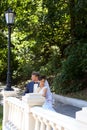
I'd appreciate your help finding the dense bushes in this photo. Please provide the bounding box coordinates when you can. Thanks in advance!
[53,42,87,94]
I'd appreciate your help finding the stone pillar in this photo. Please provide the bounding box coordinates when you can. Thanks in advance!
[2,90,17,130]
[2,90,17,100]
[22,93,45,130]
[76,107,87,124]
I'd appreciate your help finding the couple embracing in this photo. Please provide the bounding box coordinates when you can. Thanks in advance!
[23,71,55,112]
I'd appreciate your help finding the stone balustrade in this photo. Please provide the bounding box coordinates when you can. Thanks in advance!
[2,90,87,130]
[31,107,87,130]
[2,92,45,130]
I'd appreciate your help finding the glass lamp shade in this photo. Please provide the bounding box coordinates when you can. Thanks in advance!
[5,8,15,25]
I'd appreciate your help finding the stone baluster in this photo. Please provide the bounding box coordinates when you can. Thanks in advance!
[61,127,65,130]
[55,125,61,130]
[44,120,51,130]
[34,115,40,130]
[2,90,17,130]
[13,105,17,127]
[11,103,14,124]
[46,125,52,130]
[8,102,11,122]
[18,107,23,130]
[51,122,58,130]
[13,105,17,126]
[17,106,21,129]
[21,108,25,130]
[40,117,45,130]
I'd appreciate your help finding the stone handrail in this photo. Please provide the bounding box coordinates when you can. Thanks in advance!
[31,107,87,130]
[2,92,45,130]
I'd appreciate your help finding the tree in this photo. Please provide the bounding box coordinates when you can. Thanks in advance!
[0,0,87,94]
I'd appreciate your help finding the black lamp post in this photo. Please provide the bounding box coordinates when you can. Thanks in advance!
[5,8,15,91]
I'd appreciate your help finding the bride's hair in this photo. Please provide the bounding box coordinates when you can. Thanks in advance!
[39,75,46,81]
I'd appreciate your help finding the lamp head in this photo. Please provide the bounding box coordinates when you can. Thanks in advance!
[5,8,15,25]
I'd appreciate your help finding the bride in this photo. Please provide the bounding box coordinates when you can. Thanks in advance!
[36,76,55,112]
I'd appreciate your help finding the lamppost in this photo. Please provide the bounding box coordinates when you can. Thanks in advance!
[5,8,15,90]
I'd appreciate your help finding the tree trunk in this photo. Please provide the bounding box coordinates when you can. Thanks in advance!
[69,0,75,39]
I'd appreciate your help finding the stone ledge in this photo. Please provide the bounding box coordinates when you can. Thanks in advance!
[53,94,87,108]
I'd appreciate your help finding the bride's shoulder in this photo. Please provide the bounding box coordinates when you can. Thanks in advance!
[44,86,48,89]
[43,86,47,90]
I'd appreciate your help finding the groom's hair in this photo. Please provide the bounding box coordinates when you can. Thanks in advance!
[32,71,40,77]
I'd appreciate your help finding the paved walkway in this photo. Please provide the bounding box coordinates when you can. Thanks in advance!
[54,101,81,118]
[0,86,81,118]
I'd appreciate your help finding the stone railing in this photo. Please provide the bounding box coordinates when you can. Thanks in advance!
[2,91,87,130]
[31,107,87,130]
[2,91,45,130]
[76,107,87,124]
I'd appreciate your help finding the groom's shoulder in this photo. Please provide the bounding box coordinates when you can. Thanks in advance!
[27,81,34,86]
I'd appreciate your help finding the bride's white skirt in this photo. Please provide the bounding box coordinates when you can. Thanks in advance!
[42,100,56,112]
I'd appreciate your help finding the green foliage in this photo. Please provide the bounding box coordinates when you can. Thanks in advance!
[39,45,61,75]
[73,0,87,41]
[0,0,87,95]
[52,0,87,94]
[53,42,87,94]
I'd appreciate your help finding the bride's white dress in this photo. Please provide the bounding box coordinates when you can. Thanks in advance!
[38,86,55,111]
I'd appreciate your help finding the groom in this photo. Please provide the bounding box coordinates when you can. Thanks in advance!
[23,71,40,95]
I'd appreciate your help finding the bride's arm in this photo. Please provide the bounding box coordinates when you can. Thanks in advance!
[42,87,47,97]
[36,87,40,93]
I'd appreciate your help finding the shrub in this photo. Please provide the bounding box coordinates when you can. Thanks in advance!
[53,42,87,94]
